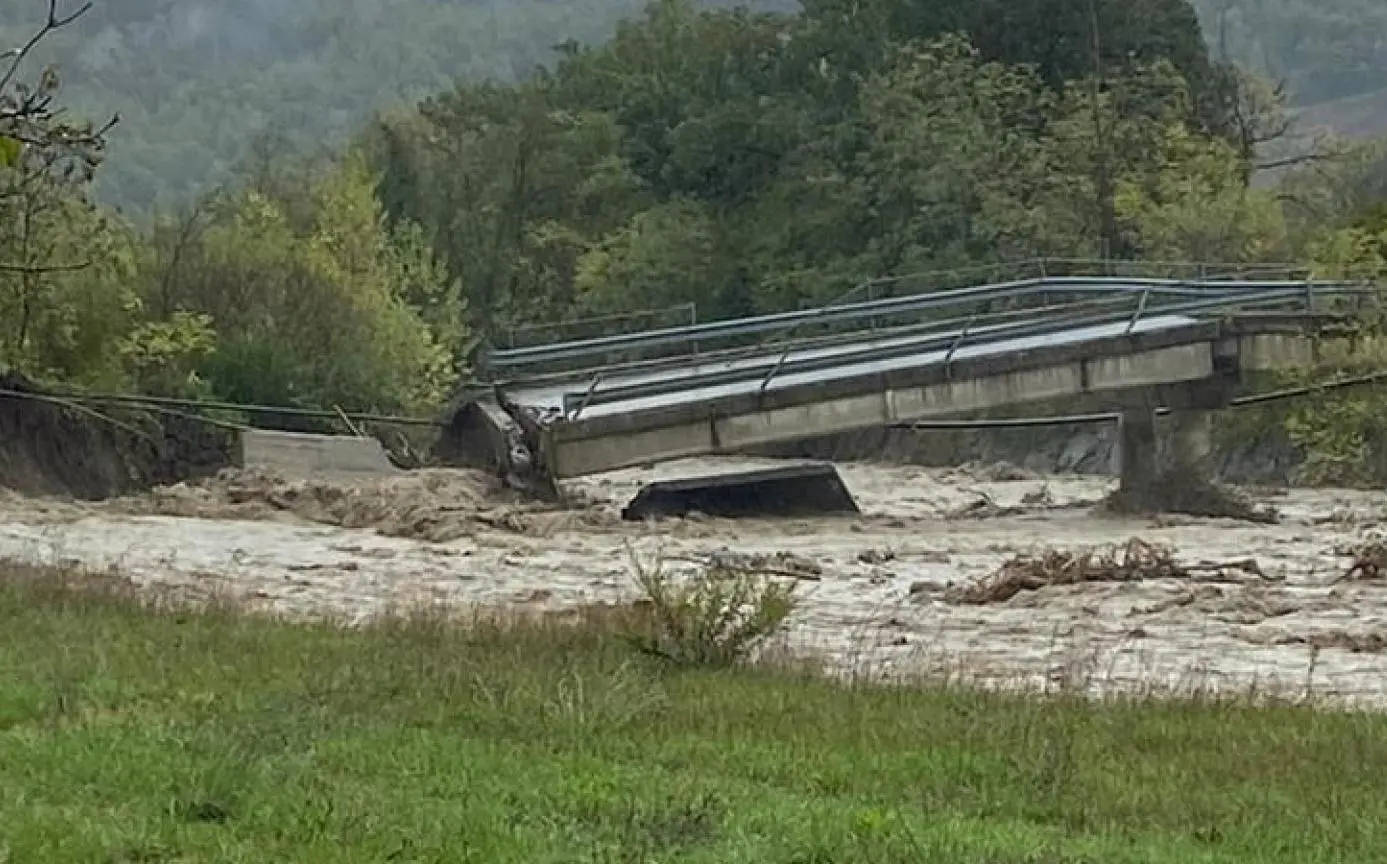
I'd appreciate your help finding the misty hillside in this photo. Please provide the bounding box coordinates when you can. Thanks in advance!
[1190,0,1387,107]
[1190,0,1387,142]
[1,0,1384,211]
[0,0,670,209]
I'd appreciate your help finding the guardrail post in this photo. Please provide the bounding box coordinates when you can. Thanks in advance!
[759,347,793,397]
[943,312,977,379]
[1125,287,1151,334]
[567,372,604,421]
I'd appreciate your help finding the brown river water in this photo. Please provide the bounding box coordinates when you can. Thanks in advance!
[2,458,1385,707]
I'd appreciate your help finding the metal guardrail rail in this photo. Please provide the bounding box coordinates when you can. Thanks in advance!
[483,274,1369,379]
[551,281,1371,417]
[486,257,1324,358]
[466,260,1374,425]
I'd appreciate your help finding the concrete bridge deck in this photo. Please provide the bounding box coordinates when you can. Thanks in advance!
[534,315,1329,478]
[458,269,1372,484]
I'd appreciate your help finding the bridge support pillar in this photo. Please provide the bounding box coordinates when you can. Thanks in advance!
[1117,410,1160,501]
[1117,408,1216,504]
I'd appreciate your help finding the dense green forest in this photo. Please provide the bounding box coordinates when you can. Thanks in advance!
[3,0,1387,481]
[0,0,1383,211]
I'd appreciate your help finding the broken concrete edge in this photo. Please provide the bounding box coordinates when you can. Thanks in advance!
[238,428,401,476]
[437,391,561,502]
[621,462,860,521]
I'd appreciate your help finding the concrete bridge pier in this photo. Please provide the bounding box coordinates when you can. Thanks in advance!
[1117,408,1216,504]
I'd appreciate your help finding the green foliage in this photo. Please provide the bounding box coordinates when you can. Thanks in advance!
[367,3,1275,334]
[366,88,647,333]
[1113,120,1287,261]
[6,563,1387,861]
[1285,393,1382,486]
[2,0,1377,223]
[0,3,126,385]
[117,311,217,399]
[150,152,460,414]
[0,135,20,167]
[627,548,798,667]
[575,199,731,317]
[4,0,1378,435]
[1267,207,1387,485]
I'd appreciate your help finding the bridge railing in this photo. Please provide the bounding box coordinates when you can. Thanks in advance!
[481,269,1370,386]
[550,281,1372,417]
[494,302,699,350]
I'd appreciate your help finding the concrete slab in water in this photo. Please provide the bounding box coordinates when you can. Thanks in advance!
[621,462,859,520]
[239,429,399,477]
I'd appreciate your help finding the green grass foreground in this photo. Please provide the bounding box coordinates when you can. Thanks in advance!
[2,566,1386,863]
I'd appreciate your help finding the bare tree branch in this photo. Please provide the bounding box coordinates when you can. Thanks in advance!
[1256,152,1340,172]
[0,1,93,97]
[0,0,118,183]
[0,258,90,274]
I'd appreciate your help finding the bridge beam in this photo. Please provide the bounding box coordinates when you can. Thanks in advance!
[529,326,1338,482]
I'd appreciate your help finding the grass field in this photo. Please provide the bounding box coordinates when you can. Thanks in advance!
[2,563,1386,863]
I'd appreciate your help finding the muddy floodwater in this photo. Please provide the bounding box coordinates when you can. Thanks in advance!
[3,458,1386,707]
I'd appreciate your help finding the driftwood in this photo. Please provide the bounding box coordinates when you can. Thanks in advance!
[946,538,1272,605]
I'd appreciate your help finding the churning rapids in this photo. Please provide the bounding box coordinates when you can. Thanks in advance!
[3,457,1386,707]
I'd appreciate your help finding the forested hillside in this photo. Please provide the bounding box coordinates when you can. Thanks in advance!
[0,0,666,209]
[0,0,1384,211]
[3,0,1387,481]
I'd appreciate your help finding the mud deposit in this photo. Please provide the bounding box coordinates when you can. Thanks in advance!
[4,457,1387,707]
[0,373,232,498]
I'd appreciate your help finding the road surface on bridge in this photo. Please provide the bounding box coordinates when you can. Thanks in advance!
[510,313,1201,417]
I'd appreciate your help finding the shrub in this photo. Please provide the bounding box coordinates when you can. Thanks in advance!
[626,546,799,667]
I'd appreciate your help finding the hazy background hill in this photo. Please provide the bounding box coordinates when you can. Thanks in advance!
[1190,0,1387,142]
[0,0,1383,212]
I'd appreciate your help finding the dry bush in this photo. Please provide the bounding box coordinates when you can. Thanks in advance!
[947,538,1186,605]
[626,546,799,667]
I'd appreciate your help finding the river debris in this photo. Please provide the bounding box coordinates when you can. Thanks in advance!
[945,490,1027,521]
[1245,629,1387,655]
[1336,539,1387,583]
[667,548,825,581]
[946,538,1269,605]
[1102,475,1278,524]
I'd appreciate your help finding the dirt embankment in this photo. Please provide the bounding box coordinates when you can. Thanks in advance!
[0,373,234,500]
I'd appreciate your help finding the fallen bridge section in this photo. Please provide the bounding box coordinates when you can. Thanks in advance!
[534,315,1340,479]
[621,462,860,521]
[238,429,399,477]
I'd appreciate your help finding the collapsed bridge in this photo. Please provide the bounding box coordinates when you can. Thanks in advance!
[443,260,1372,508]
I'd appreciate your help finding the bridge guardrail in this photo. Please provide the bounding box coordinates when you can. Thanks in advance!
[555,281,1372,417]
[485,275,1369,378]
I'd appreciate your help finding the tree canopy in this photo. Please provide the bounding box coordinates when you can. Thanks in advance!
[3,0,1382,214]
[3,0,1387,478]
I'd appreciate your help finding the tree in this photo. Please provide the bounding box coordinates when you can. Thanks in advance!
[857,37,1068,272]
[367,83,645,339]
[0,0,126,382]
[1113,120,1287,261]
[151,151,460,413]
[574,198,732,317]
